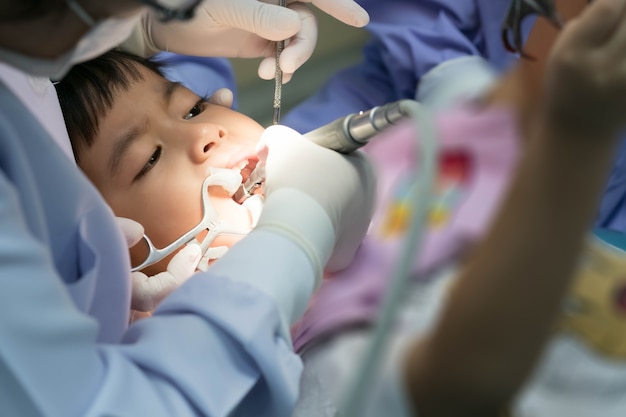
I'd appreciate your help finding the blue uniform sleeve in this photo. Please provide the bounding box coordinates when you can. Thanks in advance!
[283,0,525,133]
[595,137,626,231]
[0,167,307,417]
[155,52,239,109]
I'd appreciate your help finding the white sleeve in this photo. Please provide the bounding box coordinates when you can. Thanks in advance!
[209,228,317,338]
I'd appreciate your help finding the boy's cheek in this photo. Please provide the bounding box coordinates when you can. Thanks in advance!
[129,240,171,277]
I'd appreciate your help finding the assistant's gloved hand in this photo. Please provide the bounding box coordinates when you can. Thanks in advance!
[207,87,234,108]
[116,217,202,312]
[123,0,368,82]
[255,125,377,281]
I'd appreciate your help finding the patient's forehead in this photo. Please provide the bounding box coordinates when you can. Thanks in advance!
[103,63,180,117]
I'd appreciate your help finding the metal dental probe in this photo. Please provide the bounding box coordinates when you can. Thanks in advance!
[232,165,266,204]
[272,0,287,125]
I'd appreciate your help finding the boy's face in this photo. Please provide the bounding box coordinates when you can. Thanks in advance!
[79,64,265,275]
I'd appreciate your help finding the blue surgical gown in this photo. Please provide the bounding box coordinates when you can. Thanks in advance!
[0,69,310,416]
[282,0,524,133]
[156,52,239,110]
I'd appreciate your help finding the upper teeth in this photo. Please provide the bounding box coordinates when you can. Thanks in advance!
[236,160,248,171]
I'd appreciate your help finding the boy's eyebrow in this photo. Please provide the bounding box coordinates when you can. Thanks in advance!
[164,81,184,105]
[107,81,184,175]
[109,120,149,175]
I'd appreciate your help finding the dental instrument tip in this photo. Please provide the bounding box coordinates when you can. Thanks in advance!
[273,106,281,125]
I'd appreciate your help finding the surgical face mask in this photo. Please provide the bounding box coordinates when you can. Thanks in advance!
[0,13,140,80]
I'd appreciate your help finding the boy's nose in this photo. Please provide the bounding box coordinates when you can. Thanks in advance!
[189,125,226,163]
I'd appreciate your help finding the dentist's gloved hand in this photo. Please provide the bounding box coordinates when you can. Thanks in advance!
[207,87,234,108]
[116,217,202,312]
[256,125,377,280]
[125,0,369,83]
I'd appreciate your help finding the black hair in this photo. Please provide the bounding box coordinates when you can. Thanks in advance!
[55,49,165,164]
[0,0,64,22]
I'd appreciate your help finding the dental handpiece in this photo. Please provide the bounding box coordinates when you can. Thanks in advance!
[233,99,419,204]
[303,99,415,153]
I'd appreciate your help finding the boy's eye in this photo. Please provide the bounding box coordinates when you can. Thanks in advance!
[134,146,162,182]
[184,99,207,120]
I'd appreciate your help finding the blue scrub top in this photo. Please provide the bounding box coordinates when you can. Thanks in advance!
[282,0,525,134]
[156,52,239,109]
[0,73,305,416]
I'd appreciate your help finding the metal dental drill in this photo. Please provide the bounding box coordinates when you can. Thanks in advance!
[232,99,420,204]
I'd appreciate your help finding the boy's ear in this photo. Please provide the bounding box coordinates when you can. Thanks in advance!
[207,88,234,108]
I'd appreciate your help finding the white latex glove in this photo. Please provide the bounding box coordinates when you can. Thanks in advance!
[417,56,498,111]
[128,0,369,82]
[116,217,202,312]
[207,87,234,108]
[255,125,377,280]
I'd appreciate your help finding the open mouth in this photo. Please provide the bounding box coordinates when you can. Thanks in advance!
[239,158,258,185]
[228,152,260,185]
[227,151,263,204]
